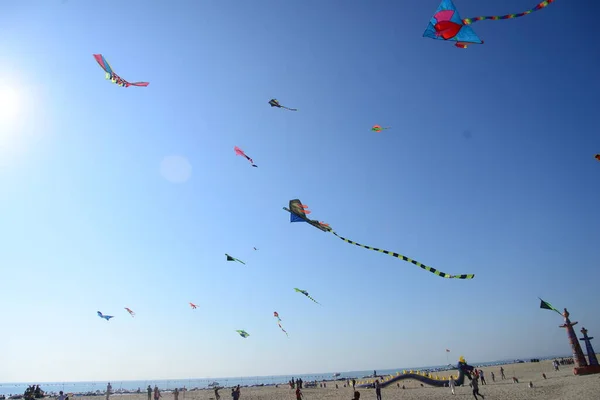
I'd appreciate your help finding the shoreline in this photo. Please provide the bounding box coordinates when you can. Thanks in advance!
[2,359,598,400]
[2,355,589,396]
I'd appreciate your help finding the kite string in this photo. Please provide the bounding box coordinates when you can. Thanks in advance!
[463,0,555,25]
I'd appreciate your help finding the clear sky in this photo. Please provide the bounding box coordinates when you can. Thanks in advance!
[1,0,599,383]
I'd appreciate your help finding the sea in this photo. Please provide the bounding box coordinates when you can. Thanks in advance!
[0,355,567,397]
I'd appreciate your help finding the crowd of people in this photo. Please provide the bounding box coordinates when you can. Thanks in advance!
[23,385,44,400]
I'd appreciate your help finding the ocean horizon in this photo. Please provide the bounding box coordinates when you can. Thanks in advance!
[0,354,569,396]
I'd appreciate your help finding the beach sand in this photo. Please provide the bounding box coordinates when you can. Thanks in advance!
[94,360,600,400]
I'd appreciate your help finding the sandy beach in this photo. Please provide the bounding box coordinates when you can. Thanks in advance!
[79,360,600,400]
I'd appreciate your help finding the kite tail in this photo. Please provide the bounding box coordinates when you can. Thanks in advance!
[278,322,289,336]
[463,0,555,25]
[307,295,321,305]
[236,258,246,265]
[330,231,474,279]
[282,106,298,111]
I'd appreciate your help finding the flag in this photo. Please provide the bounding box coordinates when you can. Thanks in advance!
[539,298,562,315]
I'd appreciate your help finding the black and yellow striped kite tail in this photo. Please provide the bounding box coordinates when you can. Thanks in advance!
[330,231,474,279]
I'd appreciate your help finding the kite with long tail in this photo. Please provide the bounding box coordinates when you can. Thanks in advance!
[97,311,113,321]
[234,146,258,167]
[226,253,246,265]
[93,54,149,87]
[124,307,135,317]
[294,288,321,305]
[284,199,474,279]
[423,0,556,48]
[236,330,250,338]
[190,302,198,309]
[372,125,391,132]
[273,311,289,336]
[269,99,297,111]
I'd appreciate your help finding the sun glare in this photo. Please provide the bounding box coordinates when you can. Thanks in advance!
[0,85,20,124]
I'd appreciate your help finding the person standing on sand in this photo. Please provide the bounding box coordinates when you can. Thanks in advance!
[295,386,302,400]
[374,380,381,400]
[500,367,505,380]
[469,374,484,400]
[449,377,455,395]
[173,388,179,400]
[479,370,486,385]
[57,391,67,400]
[214,387,220,400]
[154,386,161,400]
[490,372,495,383]
[351,379,356,390]
[106,383,112,400]
[147,386,152,400]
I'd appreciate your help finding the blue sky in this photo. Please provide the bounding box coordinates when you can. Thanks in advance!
[1,0,599,383]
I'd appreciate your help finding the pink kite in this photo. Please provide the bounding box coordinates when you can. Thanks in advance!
[93,54,149,88]
[234,146,258,167]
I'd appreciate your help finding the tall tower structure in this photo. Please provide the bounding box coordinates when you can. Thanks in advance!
[579,327,599,367]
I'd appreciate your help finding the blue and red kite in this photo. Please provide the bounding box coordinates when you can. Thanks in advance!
[423,0,556,48]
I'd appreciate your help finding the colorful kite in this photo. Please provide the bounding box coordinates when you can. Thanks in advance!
[595,154,600,162]
[124,307,135,317]
[284,199,475,279]
[294,288,321,305]
[372,125,391,132]
[236,330,250,338]
[273,311,289,336]
[93,54,150,87]
[268,99,297,111]
[423,0,555,48]
[97,311,113,321]
[226,253,246,265]
[189,302,198,309]
[539,298,562,315]
[234,146,257,167]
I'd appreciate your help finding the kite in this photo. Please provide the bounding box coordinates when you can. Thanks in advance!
[234,146,258,167]
[93,54,150,87]
[273,311,289,336]
[124,307,135,317]
[595,154,600,162]
[539,298,562,315]
[294,288,321,305]
[268,99,297,111]
[226,253,246,265]
[236,330,250,338]
[423,0,555,48]
[371,125,391,132]
[284,199,474,279]
[253,247,258,250]
[190,302,198,309]
[97,311,113,321]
